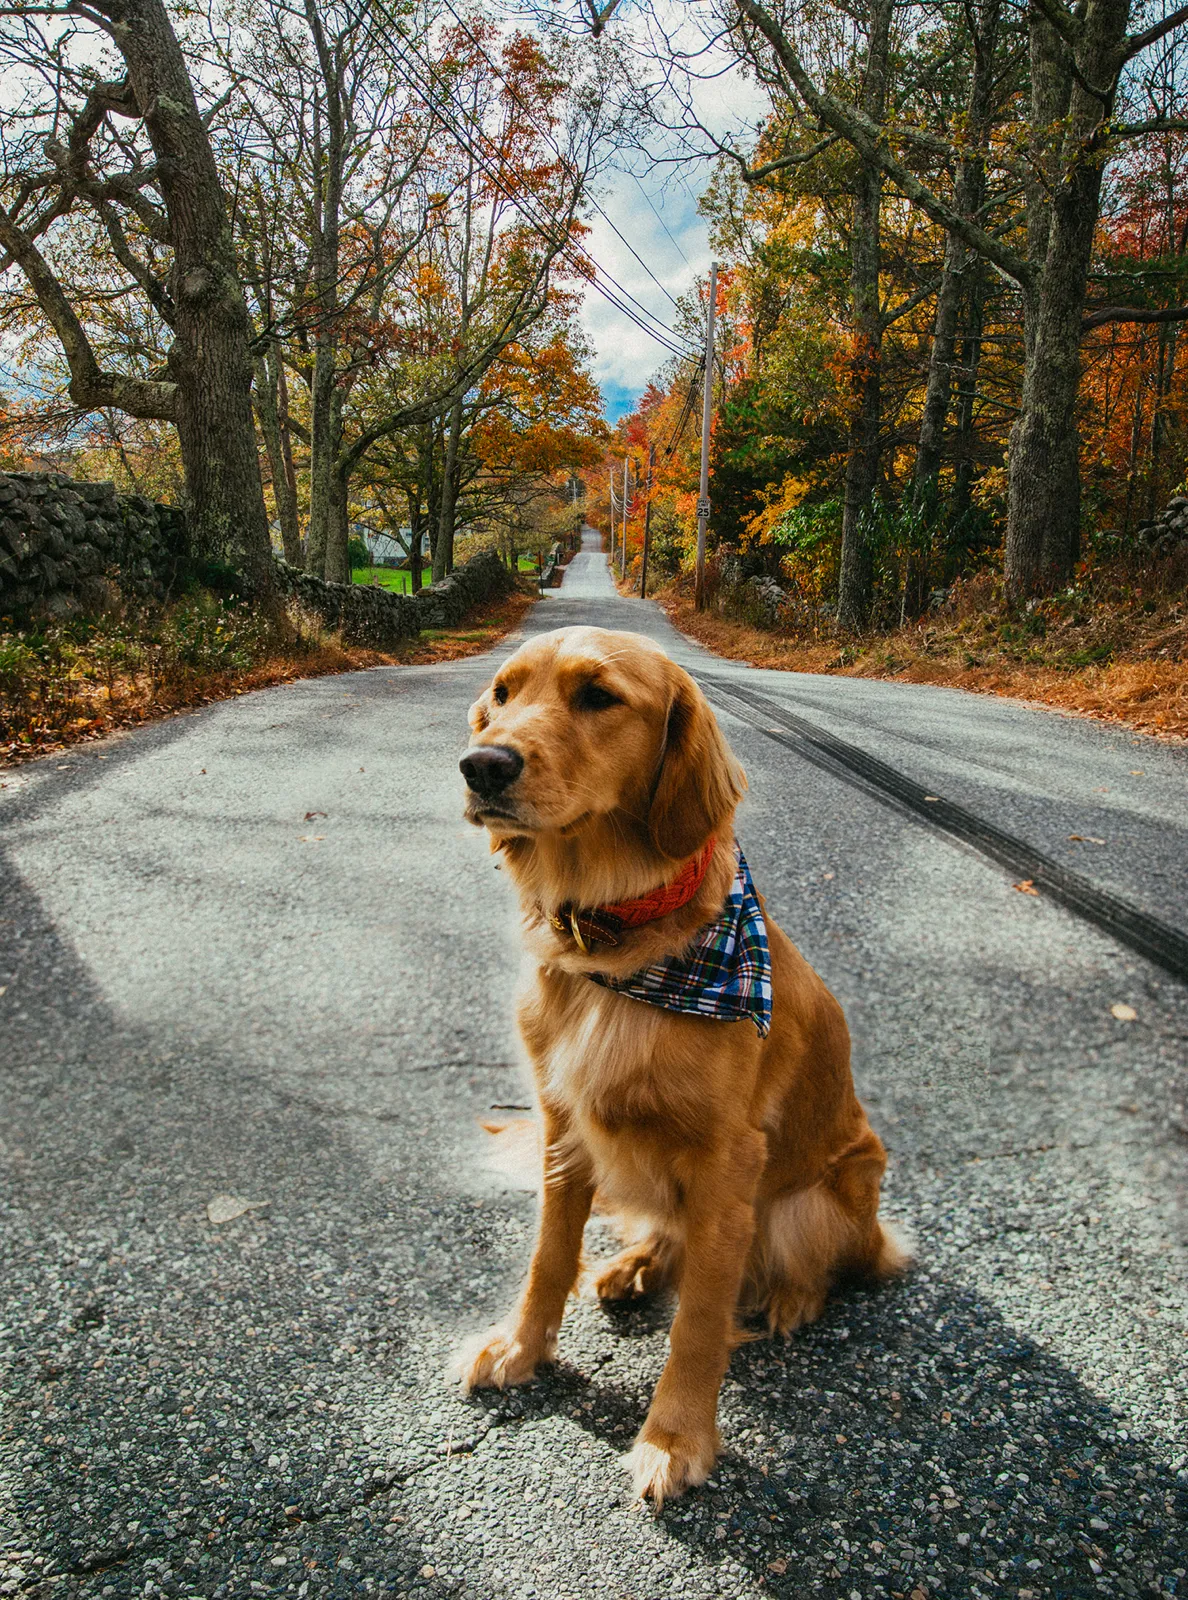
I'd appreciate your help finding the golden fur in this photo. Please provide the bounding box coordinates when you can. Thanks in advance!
[453,626,907,1503]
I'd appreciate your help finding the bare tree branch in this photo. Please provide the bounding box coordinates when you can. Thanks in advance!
[733,0,1033,289]
[1122,2,1188,62]
[0,206,177,417]
[1082,302,1188,330]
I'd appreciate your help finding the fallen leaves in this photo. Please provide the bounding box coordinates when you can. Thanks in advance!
[304,810,327,821]
[1013,879,1039,895]
[298,835,324,842]
[1110,1003,1138,1022]
[1068,834,1105,844]
[205,1195,269,1225]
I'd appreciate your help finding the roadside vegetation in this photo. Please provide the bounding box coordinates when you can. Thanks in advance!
[0,582,537,765]
[575,0,1188,737]
[661,554,1188,739]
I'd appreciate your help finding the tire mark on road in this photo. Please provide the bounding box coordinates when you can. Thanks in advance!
[700,673,1188,985]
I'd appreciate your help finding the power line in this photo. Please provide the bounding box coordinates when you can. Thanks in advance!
[660,356,703,455]
[438,0,689,317]
[628,169,693,270]
[385,16,696,360]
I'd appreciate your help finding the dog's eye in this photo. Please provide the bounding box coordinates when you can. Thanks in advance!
[493,682,508,705]
[576,682,620,712]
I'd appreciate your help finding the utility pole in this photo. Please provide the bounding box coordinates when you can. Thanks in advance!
[607,462,616,566]
[621,454,629,579]
[640,441,655,598]
[694,260,718,612]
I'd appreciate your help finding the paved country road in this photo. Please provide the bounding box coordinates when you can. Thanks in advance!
[1,531,1186,1600]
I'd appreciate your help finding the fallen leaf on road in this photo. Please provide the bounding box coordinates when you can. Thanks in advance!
[0,986,7,997]
[206,1195,269,1225]
[1129,769,1144,775]
[1068,834,1105,844]
[304,811,327,821]
[1110,1003,1138,1022]
[1013,879,1039,895]
[924,795,940,802]
[298,835,324,842]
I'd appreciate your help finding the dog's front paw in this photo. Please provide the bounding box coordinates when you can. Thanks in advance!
[624,1425,717,1506]
[450,1325,549,1392]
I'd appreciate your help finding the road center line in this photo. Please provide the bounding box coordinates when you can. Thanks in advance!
[699,673,1188,986]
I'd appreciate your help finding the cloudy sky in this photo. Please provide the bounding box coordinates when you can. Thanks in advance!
[569,26,766,424]
[578,158,709,421]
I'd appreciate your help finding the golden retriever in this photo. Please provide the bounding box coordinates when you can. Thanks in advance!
[453,625,906,1503]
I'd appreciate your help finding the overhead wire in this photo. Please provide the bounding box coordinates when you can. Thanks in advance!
[661,355,703,455]
[383,14,697,360]
[437,0,690,317]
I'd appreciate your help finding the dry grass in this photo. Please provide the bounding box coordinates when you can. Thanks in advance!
[1,584,537,767]
[657,582,1188,741]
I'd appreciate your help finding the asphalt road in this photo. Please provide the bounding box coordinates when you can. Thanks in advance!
[1,530,1185,1600]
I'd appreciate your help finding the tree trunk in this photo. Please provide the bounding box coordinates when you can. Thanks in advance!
[305,337,336,578]
[407,493,424,593]
[1005,185,1098,597]
[254,346,302,567]
[324,452,350,584]
[913,0,999,508]
[836,0,893,632]
[1122,351,1147,536]
[276,356,302,565]
[100,0,272,590]
[952,260,988,528]
[1146,323,1177,515]
[433,398,464,582]
[1005,0,1129,601]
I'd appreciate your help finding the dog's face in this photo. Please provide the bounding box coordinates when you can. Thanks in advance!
[461,626,744,861]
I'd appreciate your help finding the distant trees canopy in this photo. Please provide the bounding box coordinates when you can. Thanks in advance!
[0,0,611,592]
[571,0,1188,622]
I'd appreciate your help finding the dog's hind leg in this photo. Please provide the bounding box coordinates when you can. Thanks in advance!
[752,1126,910,1335]
[593,1234,679,1302]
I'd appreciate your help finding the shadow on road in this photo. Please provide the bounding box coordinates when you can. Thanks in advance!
[1,713,1184,1600]
[460,1278,1183,1600]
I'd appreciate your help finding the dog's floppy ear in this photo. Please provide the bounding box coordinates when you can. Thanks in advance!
[648,668,746,860]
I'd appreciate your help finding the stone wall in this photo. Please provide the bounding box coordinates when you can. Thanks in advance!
[267,548,518,648]
[1134,496,1188,557]
[0,470,518,646]
[0,471,186,619]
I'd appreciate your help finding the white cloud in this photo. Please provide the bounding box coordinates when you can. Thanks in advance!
[574,15,769,419]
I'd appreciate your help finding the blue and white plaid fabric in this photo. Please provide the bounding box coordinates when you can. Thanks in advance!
[591,845,773,1037]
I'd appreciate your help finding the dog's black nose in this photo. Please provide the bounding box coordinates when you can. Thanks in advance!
[460,745,523,798]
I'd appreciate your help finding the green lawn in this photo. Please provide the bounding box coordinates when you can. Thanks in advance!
[352,557,542,592]
[351,566,419,592]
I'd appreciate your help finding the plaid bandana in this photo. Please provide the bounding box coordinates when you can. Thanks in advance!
[590,845,773,1037]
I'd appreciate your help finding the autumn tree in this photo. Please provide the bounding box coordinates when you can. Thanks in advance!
[0,0,274,589]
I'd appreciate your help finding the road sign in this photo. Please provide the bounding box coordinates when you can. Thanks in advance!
[696,497,711,519]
